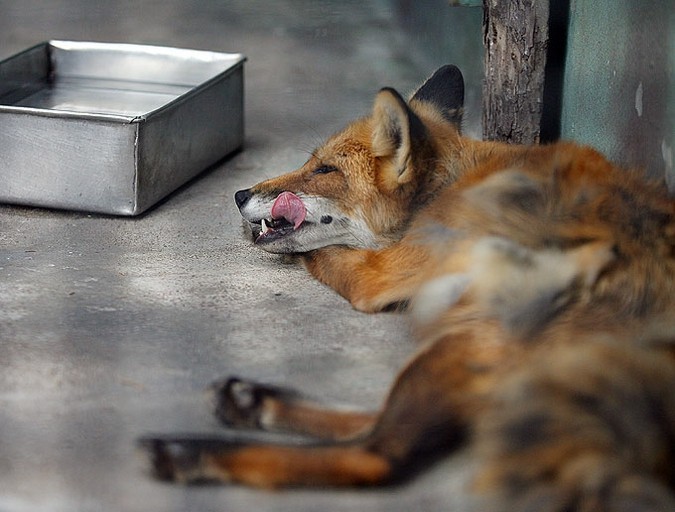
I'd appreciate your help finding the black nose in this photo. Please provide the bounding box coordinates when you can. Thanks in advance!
[234,189,252,209]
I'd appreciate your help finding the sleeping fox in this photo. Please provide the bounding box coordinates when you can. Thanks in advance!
[140,66,675,510]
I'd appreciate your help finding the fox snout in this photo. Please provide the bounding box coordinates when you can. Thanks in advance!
[234,182,381,253]
[234,187,317,252]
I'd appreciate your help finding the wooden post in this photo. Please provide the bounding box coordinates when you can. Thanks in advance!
[482,0,550,144]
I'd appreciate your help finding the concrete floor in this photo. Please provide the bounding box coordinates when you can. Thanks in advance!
[0,1,480,511]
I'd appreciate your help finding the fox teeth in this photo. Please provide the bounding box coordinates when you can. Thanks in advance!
[261,218,270,234]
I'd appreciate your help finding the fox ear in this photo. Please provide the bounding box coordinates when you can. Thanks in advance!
[371,87,426,186]
[411,65,464,127]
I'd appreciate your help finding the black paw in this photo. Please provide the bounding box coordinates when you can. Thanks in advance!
[138,437,204,483]
[210,376,300,429]
[138,436,243,484]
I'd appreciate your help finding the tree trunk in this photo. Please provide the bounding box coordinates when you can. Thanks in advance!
[482,0,550,144]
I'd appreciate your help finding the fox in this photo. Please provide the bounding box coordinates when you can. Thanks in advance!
[139,66,675,510]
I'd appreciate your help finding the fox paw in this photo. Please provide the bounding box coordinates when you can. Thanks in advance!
[210,377,300,430]
[138,437,207,483]
[138,436,244,484]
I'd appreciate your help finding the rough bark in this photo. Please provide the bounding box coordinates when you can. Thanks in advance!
[482,0,550,144]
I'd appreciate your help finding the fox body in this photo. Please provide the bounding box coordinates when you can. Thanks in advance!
[141,66,675,510]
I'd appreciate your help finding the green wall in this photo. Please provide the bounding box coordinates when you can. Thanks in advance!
[561,0,674,186]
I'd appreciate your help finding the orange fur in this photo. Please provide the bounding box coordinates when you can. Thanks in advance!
[142,66,675,510]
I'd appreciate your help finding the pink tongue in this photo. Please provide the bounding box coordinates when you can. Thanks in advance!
[271,191,306,230]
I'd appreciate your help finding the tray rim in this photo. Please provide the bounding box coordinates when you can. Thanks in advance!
[0,40,246,123]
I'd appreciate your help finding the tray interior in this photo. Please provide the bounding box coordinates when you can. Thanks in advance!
[0,41,242,117]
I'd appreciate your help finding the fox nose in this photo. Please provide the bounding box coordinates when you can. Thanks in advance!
[234,189,252,209]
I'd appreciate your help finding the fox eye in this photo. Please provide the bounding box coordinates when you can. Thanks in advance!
[313,165,339,175]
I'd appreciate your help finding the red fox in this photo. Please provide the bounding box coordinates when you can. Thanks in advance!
[140,66,675,510]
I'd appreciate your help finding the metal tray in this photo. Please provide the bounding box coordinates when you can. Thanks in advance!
[0,40,245,215]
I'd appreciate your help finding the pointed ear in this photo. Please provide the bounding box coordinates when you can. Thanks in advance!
[411,65,464,127]
[371,87,427,186]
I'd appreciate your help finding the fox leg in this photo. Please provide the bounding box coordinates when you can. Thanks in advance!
[140,437,392,488]
[141,386,390,489]
[301,242,438,313]
[140,330,511,487]
[363,326,518,464]
[211,376,377,441]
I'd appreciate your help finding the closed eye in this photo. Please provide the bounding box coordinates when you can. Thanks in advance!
[313,165,339,175]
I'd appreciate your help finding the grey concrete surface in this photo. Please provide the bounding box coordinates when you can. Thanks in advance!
[0,1,481,511]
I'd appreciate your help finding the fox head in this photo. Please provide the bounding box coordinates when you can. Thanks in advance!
[235,65,465,253]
